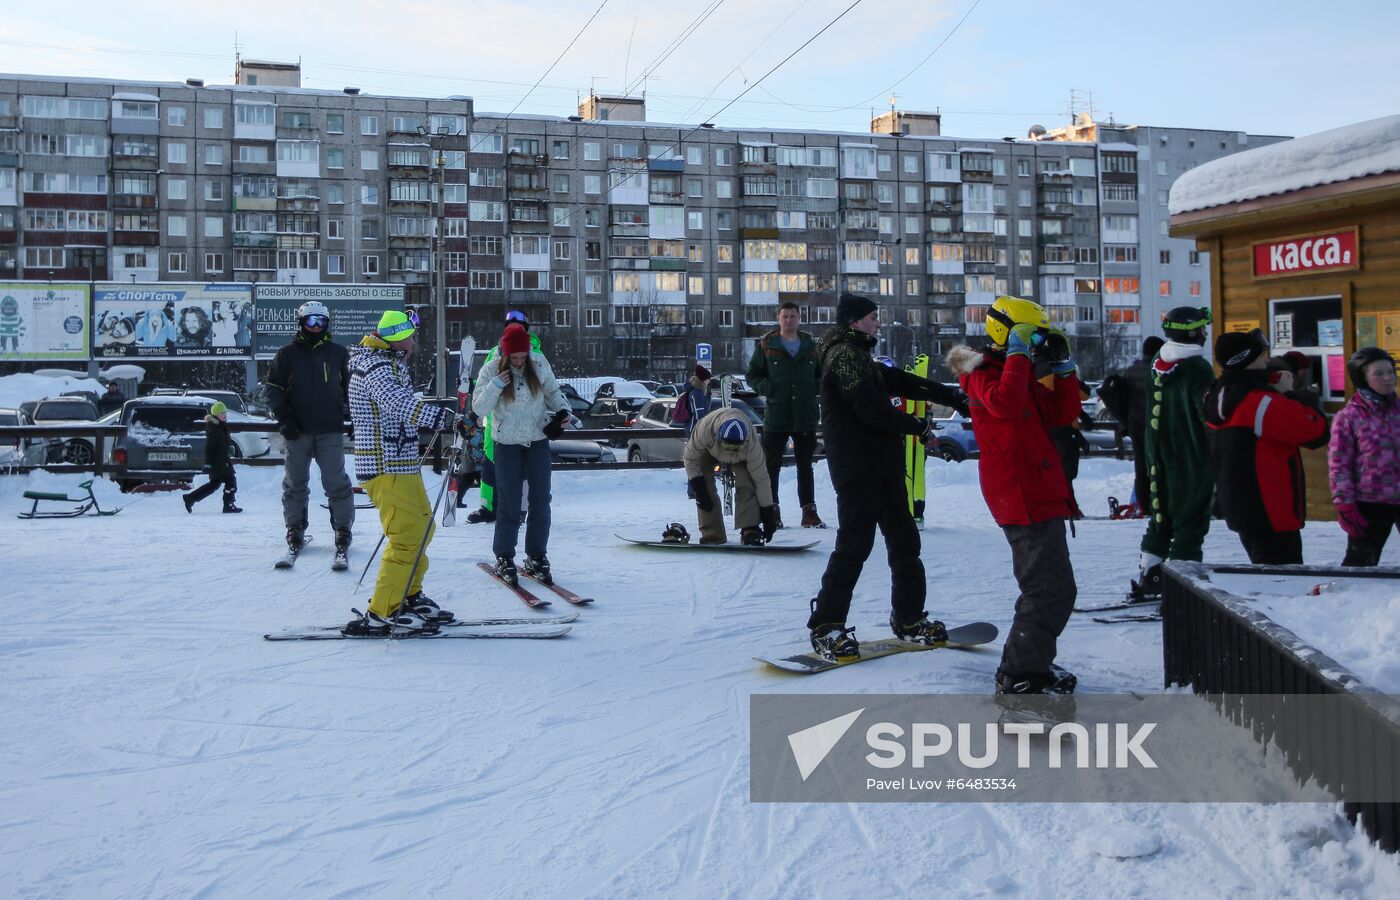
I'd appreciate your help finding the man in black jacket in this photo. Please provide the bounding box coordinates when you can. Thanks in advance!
[265,301,355,556]
[805,293,970,660]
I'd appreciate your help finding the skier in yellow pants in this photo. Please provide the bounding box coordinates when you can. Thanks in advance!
[344,309,456,636]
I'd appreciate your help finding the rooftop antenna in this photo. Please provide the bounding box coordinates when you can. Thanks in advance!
[589,75,607,97]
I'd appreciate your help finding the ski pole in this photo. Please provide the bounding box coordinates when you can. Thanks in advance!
[394,420,461,613]
[356,427,452,591]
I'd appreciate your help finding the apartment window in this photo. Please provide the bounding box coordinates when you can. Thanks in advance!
[326,183,345,204]
[585,308,602,327]
[718,309,735,327]
[355,149,377,170]
[320,113,342,133]
[716,211,733,230]
[362,219,380,241]
[327,254,345,275]
[1076,247,1098,264]
[583,141,600,161]
[687,211,704,231]
[512,270,548,290]
[715,180,733,199]
[1189,250,1201,266]
[204,181,225,201]
[1156,160,1167,176]
[1159,250,1171,265]
[905,277,920,296]
[165,106,187,127]
[204,253,224,274]
[688,276,705,296]
[552,208,572,227]
[585,275,602,295]
[204,108,223,129]
[325,219,342,240]
[905,216,920,235]
[584,240,601,260]
[553,274,571,293]
[363,255,380,276]
[1102,153,1137,174]
[362,186,380,206]
[167,251,187,273]
[203,216,223,238]
[717,277,734,296]
[1102,183,1137,202]
[237,145,269,163]
[1189,281,1201,297]
[360,115,379,136]
[204,145,224,165]
[550,173,570,194]
[167,215,187,237]
[903,153,919,174]
[167,179,188,200]
[715,147,732,166]
[877,153,892,173]
[326,148,344,169]
[470,270,503,289]
[1159,280,1171,297]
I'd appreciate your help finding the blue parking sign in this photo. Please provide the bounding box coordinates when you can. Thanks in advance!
[696,343,712,365]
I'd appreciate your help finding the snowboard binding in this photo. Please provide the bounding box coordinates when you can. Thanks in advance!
[661,522,691,544]
[1107,496,1144,520]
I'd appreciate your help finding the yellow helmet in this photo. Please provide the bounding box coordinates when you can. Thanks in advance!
[986,295,1049,346]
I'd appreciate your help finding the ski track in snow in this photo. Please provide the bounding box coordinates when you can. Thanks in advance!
[3,458,1399,898]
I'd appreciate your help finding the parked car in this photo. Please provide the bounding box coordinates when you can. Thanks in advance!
[653,382,685,398]
[147,387,251,415]
[595,380,656,402]
[548,438,617,465]
[625,397,763,463]
[23,396,102,465]
[925,401,977,462]
[0,407,48,468]
[110,396,272,490]
[578,396,649,444]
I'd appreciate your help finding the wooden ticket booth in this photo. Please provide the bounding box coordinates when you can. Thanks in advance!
[1169,115,1400,519]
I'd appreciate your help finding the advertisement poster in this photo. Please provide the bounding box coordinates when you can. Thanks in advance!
[93,283,255,359]
[0,281,89,360]
[253,284,405,359]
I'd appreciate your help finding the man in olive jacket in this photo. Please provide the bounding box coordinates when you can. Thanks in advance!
[747,301,824,528]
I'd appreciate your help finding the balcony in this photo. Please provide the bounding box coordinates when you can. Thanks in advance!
[649,258,686,271]
[112,194,157,211]
[0,150,17,168]
[647,157,684,173]
[233,232,277,248]
[507,151,548,168]
[648,190,684,205]
[113,228,160,246]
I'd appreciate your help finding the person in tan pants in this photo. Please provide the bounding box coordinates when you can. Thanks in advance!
[682,407,779,545]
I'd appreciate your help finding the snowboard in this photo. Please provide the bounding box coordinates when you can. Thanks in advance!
[265,625,571,641]
[616,534,818,553]
[756,621,999,674]
[903,353,930,524]
[443,335,477,527]
[1075,597,1160,614]
[1092,613,1162,625]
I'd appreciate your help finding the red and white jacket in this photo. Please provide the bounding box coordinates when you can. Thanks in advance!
[1203,371,1329,534]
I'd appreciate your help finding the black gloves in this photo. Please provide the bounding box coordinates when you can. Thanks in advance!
[759,505,779,541]
[951,392,970,418]
[689,476,714,513]
[543,409,570,440]
[279,420,302,441]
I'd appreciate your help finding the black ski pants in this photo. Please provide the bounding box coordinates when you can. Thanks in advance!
[762,430,818,509]
[1342,502,1400,567]
[1239,530,1303,566]
[998,518,1077,679]
[808,474,924,629]
[188,469,237,509]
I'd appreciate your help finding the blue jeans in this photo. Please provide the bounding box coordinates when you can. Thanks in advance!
[492,439,552,560]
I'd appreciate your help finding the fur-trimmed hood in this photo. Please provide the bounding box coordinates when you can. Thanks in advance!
[946,344,986,377]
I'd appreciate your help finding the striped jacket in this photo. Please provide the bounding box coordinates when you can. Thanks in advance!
[348,335,450,481]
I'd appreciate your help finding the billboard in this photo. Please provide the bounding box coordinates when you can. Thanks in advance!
[93,283,255,359]
[253,284,405,359]
[0,281,90,361]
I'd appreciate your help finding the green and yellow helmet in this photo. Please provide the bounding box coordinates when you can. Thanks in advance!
[986,295,1049,346]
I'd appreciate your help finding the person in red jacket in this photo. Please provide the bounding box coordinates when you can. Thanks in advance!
[1203,329,1329,565]
[947,296,1083,695]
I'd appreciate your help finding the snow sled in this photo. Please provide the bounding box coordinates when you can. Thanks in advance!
[18,479,121,519]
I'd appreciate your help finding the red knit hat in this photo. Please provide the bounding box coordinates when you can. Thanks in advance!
[502,322,530,356]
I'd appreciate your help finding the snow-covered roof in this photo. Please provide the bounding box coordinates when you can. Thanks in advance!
[1098,142,1139,153]
[111,92,159,102]
[1170,114,1400,216]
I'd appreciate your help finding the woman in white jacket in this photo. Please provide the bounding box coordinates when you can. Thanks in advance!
[472,322,569,586]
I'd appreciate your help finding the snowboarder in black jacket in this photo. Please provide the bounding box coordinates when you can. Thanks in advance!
[183,401,241,513]
[805,293,970,661]
[264,301,355,555]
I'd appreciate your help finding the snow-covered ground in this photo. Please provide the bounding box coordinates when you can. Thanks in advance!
[3,457,1398,897]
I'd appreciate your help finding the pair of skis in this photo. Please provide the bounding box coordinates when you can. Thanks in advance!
[473,562,594,608]
[443,335,478,527]
[1075,596,1161,624]
[274,535,351,572]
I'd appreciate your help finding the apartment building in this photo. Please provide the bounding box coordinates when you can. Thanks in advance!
[0,71,1280,380]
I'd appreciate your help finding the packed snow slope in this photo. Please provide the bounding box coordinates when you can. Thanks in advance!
[3,458,1398,898]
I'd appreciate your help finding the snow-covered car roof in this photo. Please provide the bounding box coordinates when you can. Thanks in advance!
[1170,114,1400,215]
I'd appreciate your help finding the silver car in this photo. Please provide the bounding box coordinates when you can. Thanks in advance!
[110,396,272,490]
[625,398,763,463]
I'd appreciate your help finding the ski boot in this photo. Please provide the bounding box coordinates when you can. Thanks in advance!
[343,607,440,637]
[1128,565,1162,603]
[891,613,949,645]
[800,503,826,528]
[661,522,691,544]
[521,555,552,586]
[403,591,454,623]
[286,528,306,553]
[740,526,765,547]
[222,500,243,514]
[466,506,496,524]
[494,556,518,587]
[334,527,353,554]
[182,494,195,513]
[810,622,860,662]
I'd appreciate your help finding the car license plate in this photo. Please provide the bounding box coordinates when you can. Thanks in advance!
[148,452,186,462]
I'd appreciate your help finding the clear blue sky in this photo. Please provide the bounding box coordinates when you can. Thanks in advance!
[1,0,1394,141]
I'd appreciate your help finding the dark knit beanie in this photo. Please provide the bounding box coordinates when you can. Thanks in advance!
[694,363,711,381]
[1215,329,1268,371]
[836,292,877,326]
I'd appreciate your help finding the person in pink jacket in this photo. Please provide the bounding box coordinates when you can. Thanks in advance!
[1329,347,1400,566]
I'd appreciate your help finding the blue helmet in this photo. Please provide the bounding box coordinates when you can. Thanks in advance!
[505,310,529,326]
[717,417,749,448]
[874,355,896,368]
